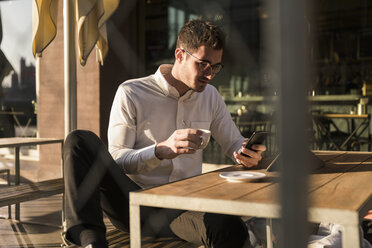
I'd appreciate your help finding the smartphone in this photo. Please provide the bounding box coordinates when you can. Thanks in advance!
[238,131,268,157]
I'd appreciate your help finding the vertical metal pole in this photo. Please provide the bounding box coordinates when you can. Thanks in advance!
[6,169,11,219]
[15,146,20,220]
[64,0,77,138]
[61,141,66,231]
[35,56,40,138]
[278,0,310,247]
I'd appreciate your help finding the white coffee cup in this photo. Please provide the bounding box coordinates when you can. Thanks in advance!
[199,129,211,149]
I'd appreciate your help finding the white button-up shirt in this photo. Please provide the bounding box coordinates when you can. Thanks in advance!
[108,64,244,188]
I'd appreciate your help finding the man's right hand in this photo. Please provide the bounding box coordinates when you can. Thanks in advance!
[155,129,203,160]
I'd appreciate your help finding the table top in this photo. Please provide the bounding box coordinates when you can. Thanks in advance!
[0,137,64,148]
[131,151,372,225]
[312,113,369,119]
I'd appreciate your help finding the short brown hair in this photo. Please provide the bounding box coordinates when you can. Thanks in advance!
[177,19,225,52]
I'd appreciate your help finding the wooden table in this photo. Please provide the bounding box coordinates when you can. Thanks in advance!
[0,137,64,220]
[130,151,372,247]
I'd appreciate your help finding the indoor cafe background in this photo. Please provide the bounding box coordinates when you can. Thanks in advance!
[0,1,371,247]
[1,0,371,166]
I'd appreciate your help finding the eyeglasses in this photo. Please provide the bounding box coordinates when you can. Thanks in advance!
[182,49,224,74]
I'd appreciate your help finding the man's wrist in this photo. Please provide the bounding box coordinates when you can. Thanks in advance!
[154,144,163,160]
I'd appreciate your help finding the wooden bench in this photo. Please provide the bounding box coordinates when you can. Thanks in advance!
[0,137,64,220]
[0,178,64,208]
[65,229,199,248]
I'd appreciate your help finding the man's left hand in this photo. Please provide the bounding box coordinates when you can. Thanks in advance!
[233,144,266,168]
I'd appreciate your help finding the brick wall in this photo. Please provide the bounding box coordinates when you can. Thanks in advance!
[37,0,64,180]
[37,0,100,180]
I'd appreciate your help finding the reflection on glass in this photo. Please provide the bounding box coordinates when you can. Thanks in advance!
[0,0,35,138]
[144,0,372,158]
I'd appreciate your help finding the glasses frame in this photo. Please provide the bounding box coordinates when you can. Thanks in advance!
[182,48,224,74]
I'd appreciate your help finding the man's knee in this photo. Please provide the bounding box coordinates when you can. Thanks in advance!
[64,130,105,160]
[63,130,105,173]
[204,213,248,248]
[64,130,100,150]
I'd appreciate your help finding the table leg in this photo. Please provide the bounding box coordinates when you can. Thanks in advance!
[130,202,141,248]
[6,169,11,219]
[342,224,361,248]
[15,146,20,220]
[266,218,273,248]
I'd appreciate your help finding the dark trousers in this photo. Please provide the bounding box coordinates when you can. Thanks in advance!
[64,130,249,247]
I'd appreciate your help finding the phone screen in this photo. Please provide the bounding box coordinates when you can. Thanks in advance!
[239,131,268,157]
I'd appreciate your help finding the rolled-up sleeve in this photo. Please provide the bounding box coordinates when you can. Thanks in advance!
[108,85,161,174]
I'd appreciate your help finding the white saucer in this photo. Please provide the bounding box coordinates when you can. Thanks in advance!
[219,171,266,183]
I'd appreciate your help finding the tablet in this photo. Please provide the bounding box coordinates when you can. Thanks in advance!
[258,151,324,172]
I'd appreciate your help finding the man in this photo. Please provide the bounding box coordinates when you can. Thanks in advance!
[63,19,266,248]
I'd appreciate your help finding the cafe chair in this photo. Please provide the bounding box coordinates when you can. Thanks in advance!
[311,112,352,150]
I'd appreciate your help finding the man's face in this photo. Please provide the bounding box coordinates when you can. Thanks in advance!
[179,45,223,92]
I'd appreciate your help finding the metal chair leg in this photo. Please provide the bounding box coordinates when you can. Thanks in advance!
[0,168,11,219]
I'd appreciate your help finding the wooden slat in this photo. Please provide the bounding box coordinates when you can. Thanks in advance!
[237,171,352,206]
[310,164,372,211]
[144,170,228,196]
[186,171,276,200]
[0,178,64,207]
[238,152,372,203]
[317,151,372,168]
[313,150,347,162]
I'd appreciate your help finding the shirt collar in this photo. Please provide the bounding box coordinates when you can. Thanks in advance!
[154,64,196,100]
